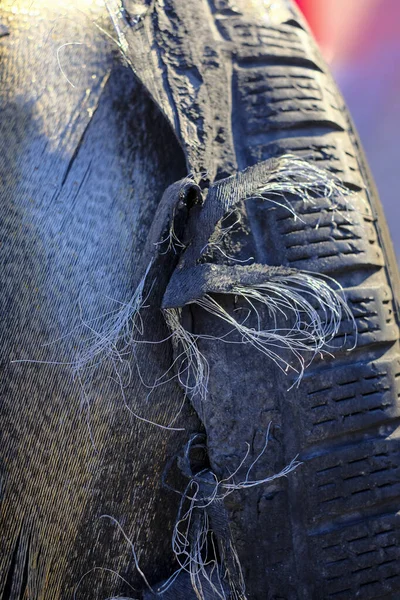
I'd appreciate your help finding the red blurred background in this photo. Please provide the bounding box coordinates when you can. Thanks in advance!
[295,0,400,262]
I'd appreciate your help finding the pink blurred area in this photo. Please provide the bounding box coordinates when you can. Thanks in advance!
[295,0,400,262]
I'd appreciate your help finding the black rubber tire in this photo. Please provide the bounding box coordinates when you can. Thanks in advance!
[116,1,400,597]
[1,2,399,599]
[194,2,400,599]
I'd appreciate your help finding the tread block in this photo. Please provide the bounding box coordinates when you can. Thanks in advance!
[254,192,384,273]
[295,356,400,444]
[309,513,400,599]
[303,438,400,523]
[245,133,364,189]
[217,18,321,67]
[234,65,347,137]
[330,285,398,349]
[212,0,296,26]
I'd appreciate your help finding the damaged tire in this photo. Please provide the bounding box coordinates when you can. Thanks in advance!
[112,1,400,598]
[1,1,400,600]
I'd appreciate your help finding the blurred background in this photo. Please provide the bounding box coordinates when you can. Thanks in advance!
[295,0,400,263]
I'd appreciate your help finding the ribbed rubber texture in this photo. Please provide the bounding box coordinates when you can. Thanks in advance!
[209,2,400,599]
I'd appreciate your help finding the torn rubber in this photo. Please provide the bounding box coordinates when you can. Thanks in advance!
[146,431,299,600]
[163,264,355,394]
[169,154,357,272]
[160,157,357,396]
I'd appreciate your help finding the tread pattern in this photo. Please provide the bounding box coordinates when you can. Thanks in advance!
[298,356,400,446]
[206,2,400,598]
[254,191,385,274]
[311,515,400,599]
[234,64,346,139]
[219,20,323,69]
[246,132,365,188]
